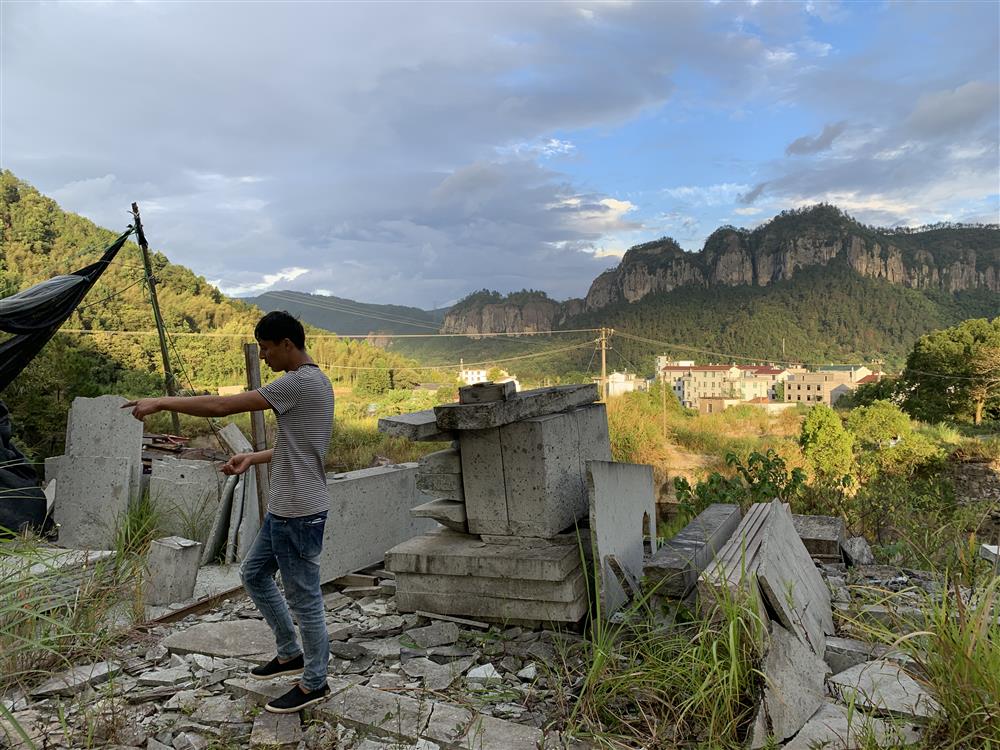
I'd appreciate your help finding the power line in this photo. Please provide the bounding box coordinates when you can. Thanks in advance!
[265,291,444,330]
[311,340,597,371]
[263,292,442,331]
[55,327,600,340]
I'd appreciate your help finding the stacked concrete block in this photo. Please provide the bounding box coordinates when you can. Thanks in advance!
[384,383,617,624]
[47,396,144,549]
[412,446,468,533]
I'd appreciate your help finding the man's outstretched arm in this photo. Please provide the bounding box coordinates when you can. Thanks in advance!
[124,390,271,420]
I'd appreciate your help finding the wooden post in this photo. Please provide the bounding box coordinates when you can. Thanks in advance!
[131,202,181,436]
[244,342,270,524]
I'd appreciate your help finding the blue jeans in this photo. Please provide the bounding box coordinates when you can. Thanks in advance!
[240,511,329,691]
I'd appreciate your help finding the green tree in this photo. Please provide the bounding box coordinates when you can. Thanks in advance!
[800,404,855,483]
[354,367,392,397]
[773,381,784,402]
[902,318,1000,424]
[846,400,912,448]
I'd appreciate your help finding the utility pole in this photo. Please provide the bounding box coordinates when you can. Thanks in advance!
[132,202,181,435]
[243,343,270,525]
[661,367,667,439]
[599,327,612,400]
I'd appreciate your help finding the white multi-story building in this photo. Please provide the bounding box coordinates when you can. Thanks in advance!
[658,361,794,408]
[784,366,877,406]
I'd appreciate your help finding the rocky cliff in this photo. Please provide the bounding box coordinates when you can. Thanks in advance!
[583,205,999,311]
[441,206,999,334]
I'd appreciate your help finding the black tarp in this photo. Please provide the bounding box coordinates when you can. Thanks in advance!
[0,227,133,533]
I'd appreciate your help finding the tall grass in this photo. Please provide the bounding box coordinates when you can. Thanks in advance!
[558,585,766,748]
[850,574,1000,749]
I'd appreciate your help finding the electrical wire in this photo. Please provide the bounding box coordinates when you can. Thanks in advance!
[265,290,445,329]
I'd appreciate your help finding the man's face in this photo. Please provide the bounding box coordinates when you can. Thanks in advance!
[257,338,290,372]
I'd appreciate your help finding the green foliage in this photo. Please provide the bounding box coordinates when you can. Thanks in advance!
[846,400,912,448]
[353,367,392,397]
[0,170,422,461]
[800,404,855,483]
[674,449,806,518]
[902,317,1000,424]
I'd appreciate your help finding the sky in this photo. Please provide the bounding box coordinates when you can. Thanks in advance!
[3,1,998,308]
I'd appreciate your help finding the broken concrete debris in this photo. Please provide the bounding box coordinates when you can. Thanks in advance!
[643,503,741,598]
[827,659,939,720]
[434,383,598,431]
[752,623,828,746]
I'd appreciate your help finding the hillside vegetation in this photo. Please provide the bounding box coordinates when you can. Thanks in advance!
[0,171,421,458]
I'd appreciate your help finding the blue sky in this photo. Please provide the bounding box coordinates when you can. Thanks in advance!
[3,1,997,307]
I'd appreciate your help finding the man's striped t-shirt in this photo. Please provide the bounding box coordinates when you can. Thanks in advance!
[257,364,334,517]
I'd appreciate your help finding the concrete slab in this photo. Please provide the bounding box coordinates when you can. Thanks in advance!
[150,458,225,538]
[65,395,143,466]
[378,410,455,442]
[586,460,656,615]
[410,499,468,533]
[827,660,939,720]
[49,455,133,549]
[782,702,920,750]
[418,448,461,474]
[312,677,433,742]
[979,543,998,565]
[416,473,465,501]
[236,467,260,561]
[217,422,254,454]
[29,661,120,698]
[322,464,437,584]
[400,656,473,691]
[249,712,301,748]
[460,428,510,535]
[201,475,237,565]
[458,381,516,404]
[404,621,460,649]
[145,536,201,605]
[701,501,833,657]
[758,624,828,743]
[385,529,582,581]
[644,503,741,598]
[434,384,598,430]
[162,619,276,658]
[499,409,590,538]
[396,589,588,624]
[792,514,846,561]
[395,570,587,603]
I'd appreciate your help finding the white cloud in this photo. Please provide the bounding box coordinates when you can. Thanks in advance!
[222,267,310,297]
[661,183,751,207]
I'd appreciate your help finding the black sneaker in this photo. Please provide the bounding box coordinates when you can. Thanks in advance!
[250,654,304,680]
[264,683,330,713]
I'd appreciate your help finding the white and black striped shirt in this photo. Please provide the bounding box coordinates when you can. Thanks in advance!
[257,364,334,517]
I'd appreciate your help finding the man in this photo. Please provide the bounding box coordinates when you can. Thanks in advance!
[125,311,335,713]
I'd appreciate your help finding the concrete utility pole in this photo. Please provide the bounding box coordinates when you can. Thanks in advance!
[131,202,181,435]
[243,342,270,525]
[599,327,613,400]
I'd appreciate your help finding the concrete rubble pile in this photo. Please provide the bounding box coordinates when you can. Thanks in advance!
[2,586,586,749]
[643,500,935,748]
[379,383,657,624]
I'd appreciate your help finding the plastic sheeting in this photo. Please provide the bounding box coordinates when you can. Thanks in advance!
[0,227,133,533]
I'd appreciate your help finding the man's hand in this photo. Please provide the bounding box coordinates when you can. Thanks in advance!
[122,398,163,420]
[222,453,255,476]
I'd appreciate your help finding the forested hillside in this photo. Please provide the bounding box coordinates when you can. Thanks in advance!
[247,290,447,335]
[0,171,419,458]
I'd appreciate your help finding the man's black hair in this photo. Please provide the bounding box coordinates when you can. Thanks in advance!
[255,310,306,350]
